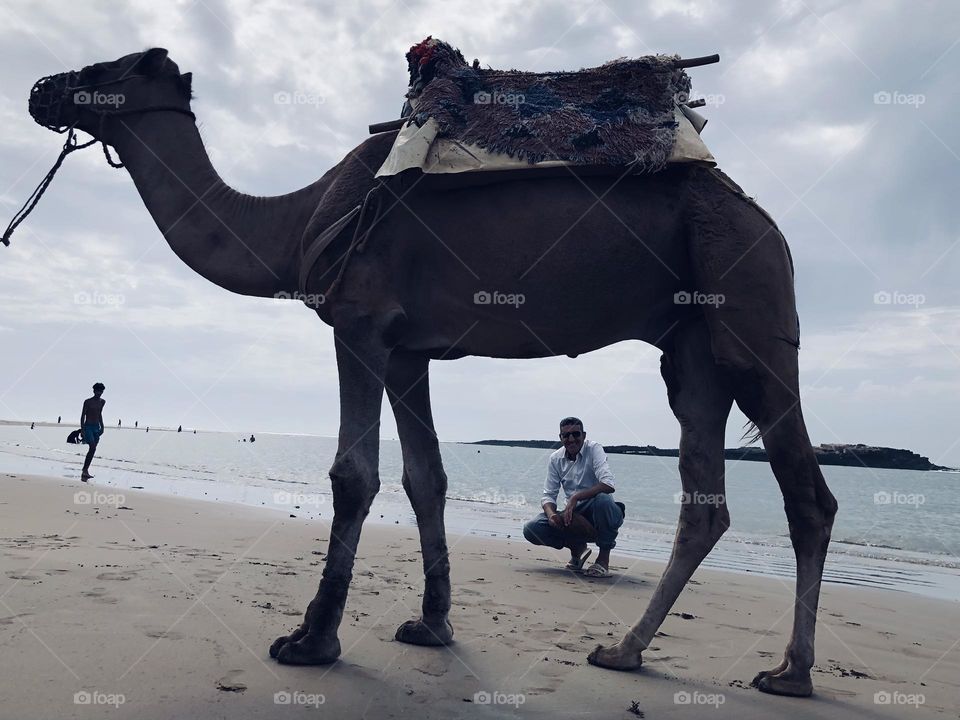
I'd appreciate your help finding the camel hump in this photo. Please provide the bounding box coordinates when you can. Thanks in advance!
[684,166,800,373]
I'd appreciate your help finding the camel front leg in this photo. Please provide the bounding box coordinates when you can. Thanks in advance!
[271,327,388,665]
[385,351,454,646]
[589,322,732,671]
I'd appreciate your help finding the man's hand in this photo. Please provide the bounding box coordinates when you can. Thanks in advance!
[563,494,580,526]
[547,512,566,530]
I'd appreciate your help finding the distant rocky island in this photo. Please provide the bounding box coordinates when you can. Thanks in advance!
[467,440,954,472]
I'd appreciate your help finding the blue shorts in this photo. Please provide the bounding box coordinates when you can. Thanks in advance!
[81,424,103,446]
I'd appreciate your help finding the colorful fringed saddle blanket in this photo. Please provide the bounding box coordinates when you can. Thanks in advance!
[376,37,715,180]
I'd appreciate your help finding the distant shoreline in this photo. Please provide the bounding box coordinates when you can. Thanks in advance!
[466,439,955,472]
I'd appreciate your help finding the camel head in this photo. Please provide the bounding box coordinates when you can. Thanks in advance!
[28,48,193,139]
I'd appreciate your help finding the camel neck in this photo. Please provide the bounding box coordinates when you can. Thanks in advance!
[108,110,330,298]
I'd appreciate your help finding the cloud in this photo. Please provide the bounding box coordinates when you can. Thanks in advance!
[0,0,958,463]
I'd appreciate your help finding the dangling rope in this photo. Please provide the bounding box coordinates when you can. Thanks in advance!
[1,126,96,246]
[2,105,194,247]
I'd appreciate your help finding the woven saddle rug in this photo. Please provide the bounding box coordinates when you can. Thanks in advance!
[397,37,694,171]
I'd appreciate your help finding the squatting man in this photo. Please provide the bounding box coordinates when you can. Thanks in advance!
[523,417,624,578]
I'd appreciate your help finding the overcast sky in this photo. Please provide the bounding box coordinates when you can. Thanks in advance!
[1,0,958,465]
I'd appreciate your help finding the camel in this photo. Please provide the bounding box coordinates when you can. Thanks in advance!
[22,48,838,697]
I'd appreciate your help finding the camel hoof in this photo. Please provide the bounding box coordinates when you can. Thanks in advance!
[275,635,341,666]
[587,643,643,671]
[394,618,454,646]
[751,669,813,697]
[269,627,307,658]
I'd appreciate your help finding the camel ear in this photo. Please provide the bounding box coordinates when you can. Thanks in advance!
[136,48,169,75]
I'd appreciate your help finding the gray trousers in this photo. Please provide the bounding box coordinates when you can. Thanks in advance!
[523,493,624,551]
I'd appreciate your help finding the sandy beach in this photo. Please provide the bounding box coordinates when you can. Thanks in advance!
[1,473,956,719]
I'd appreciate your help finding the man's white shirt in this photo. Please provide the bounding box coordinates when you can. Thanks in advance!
[541,438,616,508]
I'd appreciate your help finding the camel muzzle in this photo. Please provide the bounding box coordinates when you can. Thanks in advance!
[28,71,81,133]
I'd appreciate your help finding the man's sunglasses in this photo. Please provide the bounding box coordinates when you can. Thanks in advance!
[559,431,582,439]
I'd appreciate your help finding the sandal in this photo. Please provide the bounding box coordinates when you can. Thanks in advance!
[565,548,592,572]
[582,562,612,578]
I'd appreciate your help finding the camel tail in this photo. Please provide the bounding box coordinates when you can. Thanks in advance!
[740,420,762,445]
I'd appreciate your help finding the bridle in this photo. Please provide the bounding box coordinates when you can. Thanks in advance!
[2,70,195,246]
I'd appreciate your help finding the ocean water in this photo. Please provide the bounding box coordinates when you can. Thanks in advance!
[1,424,958,601]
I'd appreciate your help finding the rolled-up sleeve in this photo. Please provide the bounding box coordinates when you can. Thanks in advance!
[541,458,561,507]
[592,444,615,491]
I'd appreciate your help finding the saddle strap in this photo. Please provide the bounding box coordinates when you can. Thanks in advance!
[298,204,362,296]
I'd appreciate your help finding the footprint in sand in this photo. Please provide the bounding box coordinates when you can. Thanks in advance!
[0,612,33,625]
[96,570,136,581]
[143,629,185,640]
[82,587,118,604]
[5,571,41,581]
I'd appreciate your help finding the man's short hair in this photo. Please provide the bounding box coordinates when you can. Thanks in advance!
[559,416,583,431]
[92,382,105,392]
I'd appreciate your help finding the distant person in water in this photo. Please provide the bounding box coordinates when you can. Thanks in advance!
[178,425,182,433]
[249,434,256,443]
[30,422,35,429]
[80,383,106,481]
[135,420,138,428]
[522,417,624,578]
[118,419,122,427]
[57,415,61,424]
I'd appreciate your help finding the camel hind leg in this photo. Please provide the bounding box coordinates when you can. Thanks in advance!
[734,343,838,697]
[589,319,733,670]
[385,351,454,646]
